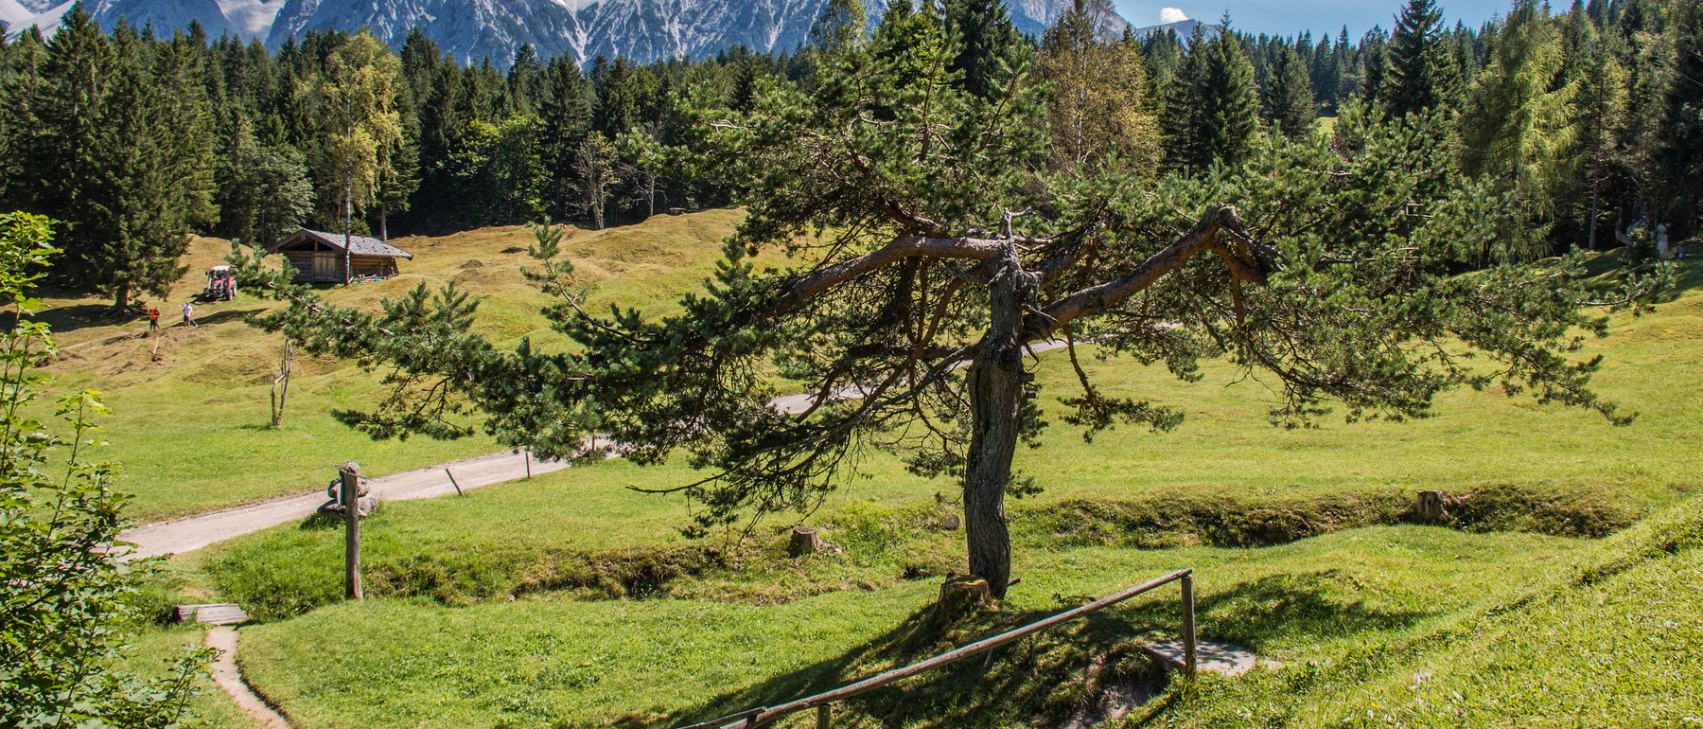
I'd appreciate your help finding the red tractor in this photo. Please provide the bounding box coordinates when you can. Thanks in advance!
[198,265,237,302]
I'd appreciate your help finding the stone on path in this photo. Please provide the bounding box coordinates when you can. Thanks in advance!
[1143,639,1278,677]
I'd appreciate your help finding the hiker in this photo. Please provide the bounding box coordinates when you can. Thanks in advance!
[182,302,198,328]
[147,306,160,333]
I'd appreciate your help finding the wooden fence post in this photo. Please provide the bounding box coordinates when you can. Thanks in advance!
[524,449,532,480]
[445,468,464,496]
[341,462,363,601]
[816,705,831,729]
[1181,572,1196,680]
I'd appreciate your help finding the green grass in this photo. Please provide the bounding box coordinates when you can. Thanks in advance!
[230,524,1609,728]
[35,211,751,521]
[125,624,258,729]
[96,216,1703,727]
[195,493,1703,728]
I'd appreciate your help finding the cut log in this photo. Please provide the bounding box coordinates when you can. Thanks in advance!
[788,526,826,557]
[932,575,996,623]
[1415,490,1448,523]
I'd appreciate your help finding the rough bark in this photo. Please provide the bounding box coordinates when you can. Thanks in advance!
[963,243,1037,600]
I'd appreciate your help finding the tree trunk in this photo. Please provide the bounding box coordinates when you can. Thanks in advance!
[1587,176,1600,251]
[962,244,1036,601]
[114,284,131,312]
[592,183,605,231]
[270,340,293,428]
[343,181,354,285]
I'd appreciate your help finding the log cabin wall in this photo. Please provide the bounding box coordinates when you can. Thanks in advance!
[349,256,400,279]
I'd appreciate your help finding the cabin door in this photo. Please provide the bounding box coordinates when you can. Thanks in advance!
[312,253,337,280]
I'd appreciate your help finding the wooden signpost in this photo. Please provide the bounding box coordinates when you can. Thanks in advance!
[341,461,363,601]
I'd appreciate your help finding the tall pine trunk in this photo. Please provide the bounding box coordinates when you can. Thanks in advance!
[343,180,354,285]
[1587,175,1601,251]
[962,245,1036,600]
[114,284,131,312]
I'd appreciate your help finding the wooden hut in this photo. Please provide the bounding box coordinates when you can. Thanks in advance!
[268,229,414,284]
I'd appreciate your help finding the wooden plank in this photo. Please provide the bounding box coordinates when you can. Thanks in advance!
[176,603,250,626]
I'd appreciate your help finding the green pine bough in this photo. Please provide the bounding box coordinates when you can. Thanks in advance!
[229,11,1664,602]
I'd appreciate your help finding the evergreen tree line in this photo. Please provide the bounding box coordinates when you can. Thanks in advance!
[1152,0,1703,259]
[1,0,1700,307]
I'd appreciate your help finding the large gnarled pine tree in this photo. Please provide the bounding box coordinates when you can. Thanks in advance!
[246,5,1627,600]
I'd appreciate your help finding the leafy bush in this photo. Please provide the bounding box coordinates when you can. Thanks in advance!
[0,213,211,727]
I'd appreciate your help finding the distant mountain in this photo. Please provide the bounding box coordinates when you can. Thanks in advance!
[8,0,1099,67]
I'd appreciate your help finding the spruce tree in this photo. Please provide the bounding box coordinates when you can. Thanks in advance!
[539,57,594,221]
[1569,29,1629,249]
[945,0,1027,101]
[1266,40,1317,139]
[1358,26,1391,103]
[32,6,118,296]
[226,137,315,249]
[0,28,48,212]
[1382,0,1457,116]
[80,26,215,309]
[1655,0,1703,233]
[506,43,543,116]
[1162,19,1260,171]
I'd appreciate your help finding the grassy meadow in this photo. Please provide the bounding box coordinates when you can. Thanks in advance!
[66,210,1701,727]
[37,210,750,521]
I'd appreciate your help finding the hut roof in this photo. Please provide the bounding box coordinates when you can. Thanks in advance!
[270,229,414,260]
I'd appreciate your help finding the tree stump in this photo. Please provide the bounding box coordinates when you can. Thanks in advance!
[933,574,996,624]
[788,526,826,557]
[1415,490,1448,523]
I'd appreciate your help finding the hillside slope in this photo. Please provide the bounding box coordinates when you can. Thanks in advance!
[39,210,749,520]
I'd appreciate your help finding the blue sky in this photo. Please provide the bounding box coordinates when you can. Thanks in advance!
[1111,0,1509,40]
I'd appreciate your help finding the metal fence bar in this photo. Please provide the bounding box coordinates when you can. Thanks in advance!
[676,568,1194,729]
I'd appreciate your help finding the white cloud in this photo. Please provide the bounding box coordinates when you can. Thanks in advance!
[1159,7,1189,24]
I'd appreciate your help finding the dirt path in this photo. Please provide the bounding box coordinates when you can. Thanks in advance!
[206,627,291,729]
[120,450,566,560]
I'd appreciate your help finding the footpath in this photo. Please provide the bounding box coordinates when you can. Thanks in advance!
[119,450,566,560]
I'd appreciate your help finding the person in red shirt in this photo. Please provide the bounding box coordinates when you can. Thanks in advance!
[147,307,160,333]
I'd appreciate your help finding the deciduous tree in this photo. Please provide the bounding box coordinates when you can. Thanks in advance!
[308,31,404,280]
[1037,0,1160,172]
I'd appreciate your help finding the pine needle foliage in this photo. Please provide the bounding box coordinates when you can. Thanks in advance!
[235,6,1652,598]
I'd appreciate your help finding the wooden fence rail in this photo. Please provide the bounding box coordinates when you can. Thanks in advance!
[675,568,1196,729]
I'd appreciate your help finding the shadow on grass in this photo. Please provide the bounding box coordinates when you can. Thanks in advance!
[634,571,1433,729]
